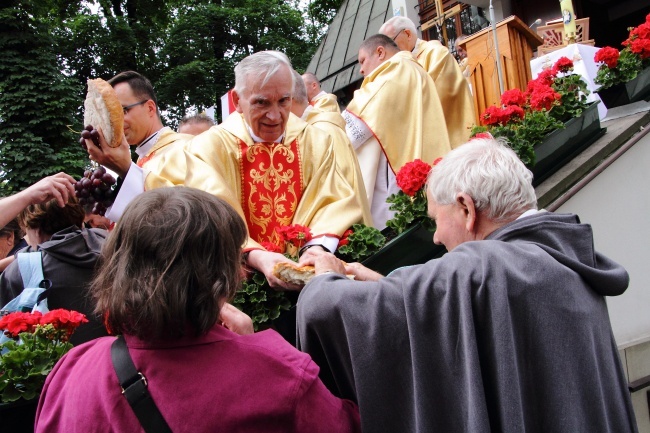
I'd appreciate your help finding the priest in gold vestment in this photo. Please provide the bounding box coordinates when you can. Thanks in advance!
[344,34,451,229]
[302,72,340,113]
[85,52,363,289]
[380,16,475,148]
[291,69,373,226]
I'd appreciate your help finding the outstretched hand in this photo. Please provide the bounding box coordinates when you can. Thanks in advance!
[82,126,131,178]
[20,172,76,208]
[246,249,302,291]
[299,248,384,281]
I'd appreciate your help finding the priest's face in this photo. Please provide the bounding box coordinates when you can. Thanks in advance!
[234,65,293,142]
[358,47,385,77]
[113,82,155,146]
[427,193,473,251]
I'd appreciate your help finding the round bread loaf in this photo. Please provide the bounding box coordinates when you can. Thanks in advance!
[83,78,124,148]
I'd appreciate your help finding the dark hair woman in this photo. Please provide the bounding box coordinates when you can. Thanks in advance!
[35,187,360,433]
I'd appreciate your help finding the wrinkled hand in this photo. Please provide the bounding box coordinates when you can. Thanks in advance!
[246,250,302,291]
[219,303,254,335]
[299,248,383,281]
[83,126,131,178]
[298,248,347,275]
[22,172,76,207]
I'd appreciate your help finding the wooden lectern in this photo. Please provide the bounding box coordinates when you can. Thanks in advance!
[459,16,543,121]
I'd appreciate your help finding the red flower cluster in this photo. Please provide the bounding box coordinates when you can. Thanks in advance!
[500,88,527,106]
[625,20,650,46]
[0,309,87,339]
[337,229,354,248]
[552,56,574,74]
[594,46,620,69]
[532,68,557,88]
[276,224,312,247]
[260,242,283,253]
[629,38,650,59]
[396,159,432,196]
[529,83,561,111]
[480,104,525,126]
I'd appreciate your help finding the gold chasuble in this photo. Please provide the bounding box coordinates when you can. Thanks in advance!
[137,128,188,181]
[311,93,340,113]
[414,39,475,148]
[304,108,373,226]
[346,51,451,173]
[145,113,363,251]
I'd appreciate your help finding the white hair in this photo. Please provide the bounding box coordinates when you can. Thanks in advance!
[427,137,537,223]
[380,16,417,35]
[291,69,309,105]
[234,51,294,96]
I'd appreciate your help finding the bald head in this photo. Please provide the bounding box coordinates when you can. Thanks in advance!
[291,69,310,117]
[302,72,321,101]
[379,16,418,51]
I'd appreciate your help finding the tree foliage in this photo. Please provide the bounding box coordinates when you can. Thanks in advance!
[0,0,338,193]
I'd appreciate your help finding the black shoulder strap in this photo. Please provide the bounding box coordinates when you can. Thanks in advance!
[111,335,173,433]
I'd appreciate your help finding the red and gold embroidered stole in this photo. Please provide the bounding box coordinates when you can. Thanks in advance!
[239,139,303,246]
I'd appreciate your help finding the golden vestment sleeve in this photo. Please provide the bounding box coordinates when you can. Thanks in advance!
[305,109,373,226]
[141,129,191,189]
[155,113,363,251]
[415,39,476,148]
[312,93,340,113]
[345,51,451,172]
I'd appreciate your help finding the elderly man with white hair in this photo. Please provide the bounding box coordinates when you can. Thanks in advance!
[296,137,637,433]
[380,16,475,148]
[86,51,363,289]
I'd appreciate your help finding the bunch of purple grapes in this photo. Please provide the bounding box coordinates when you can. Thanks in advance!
[79,125,99,150]
[75,166,116,216]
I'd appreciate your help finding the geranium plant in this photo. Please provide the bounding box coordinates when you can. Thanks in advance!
[336,224,386,262]
[232,224,312,331]
[471,56,588,166]
[0,309,87,403]
[385,158,440,234]
[594,14,650,90]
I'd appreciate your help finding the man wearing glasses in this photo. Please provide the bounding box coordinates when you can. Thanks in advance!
[109,71,185,168]
[379,16,475,148]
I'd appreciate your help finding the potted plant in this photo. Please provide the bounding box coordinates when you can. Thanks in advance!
[471,56,603,185]
[0,309,87,432]
[594,13,650,107]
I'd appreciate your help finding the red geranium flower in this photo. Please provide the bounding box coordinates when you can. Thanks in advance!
[276,224,312,247]
[500,88,527,107]
[396,159,432,196]
[0,311,43,338]
[627,22,650,43]
[594,47,620,69]
[532,68,557,87]
[260,242,283,253]
[552,56,574,74]
[529,85,561,111]
[629,38,650,59]
[337,229,353,248]
[503,105,525,121]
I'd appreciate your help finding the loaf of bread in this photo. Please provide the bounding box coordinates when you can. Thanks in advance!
[83,78,123,148]
[273,262,315,285]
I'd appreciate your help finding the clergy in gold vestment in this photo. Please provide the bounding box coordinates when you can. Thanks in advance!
[302,72,340,113]
[291,69,373,226]
[380,16,476,148]
[86,52,362,290]
[343,34,451,229]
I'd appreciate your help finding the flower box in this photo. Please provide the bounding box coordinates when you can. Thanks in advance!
[361,223,446,276]
[0,398,38,433]
[597,66,650,109]
[531,102,605,186]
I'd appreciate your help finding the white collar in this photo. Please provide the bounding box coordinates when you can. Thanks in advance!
[135,127,169,158]
[517,209,546,219]
[245,124,284,143]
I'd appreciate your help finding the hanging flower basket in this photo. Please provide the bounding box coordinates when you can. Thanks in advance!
[597,66,650,108]
[531,102,605,186]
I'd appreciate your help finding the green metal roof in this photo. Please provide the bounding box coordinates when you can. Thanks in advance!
[306,0,392,94]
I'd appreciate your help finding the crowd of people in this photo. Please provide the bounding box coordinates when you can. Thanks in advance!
[0,15,639,433]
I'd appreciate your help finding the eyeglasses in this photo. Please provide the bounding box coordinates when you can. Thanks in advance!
[392,29,404,41]
[122,100,148,115]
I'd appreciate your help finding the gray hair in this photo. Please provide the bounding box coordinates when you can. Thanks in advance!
[291,69,309,105]
[234,51,294,96]
[380,16,417,36]
[427,137,537,223]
